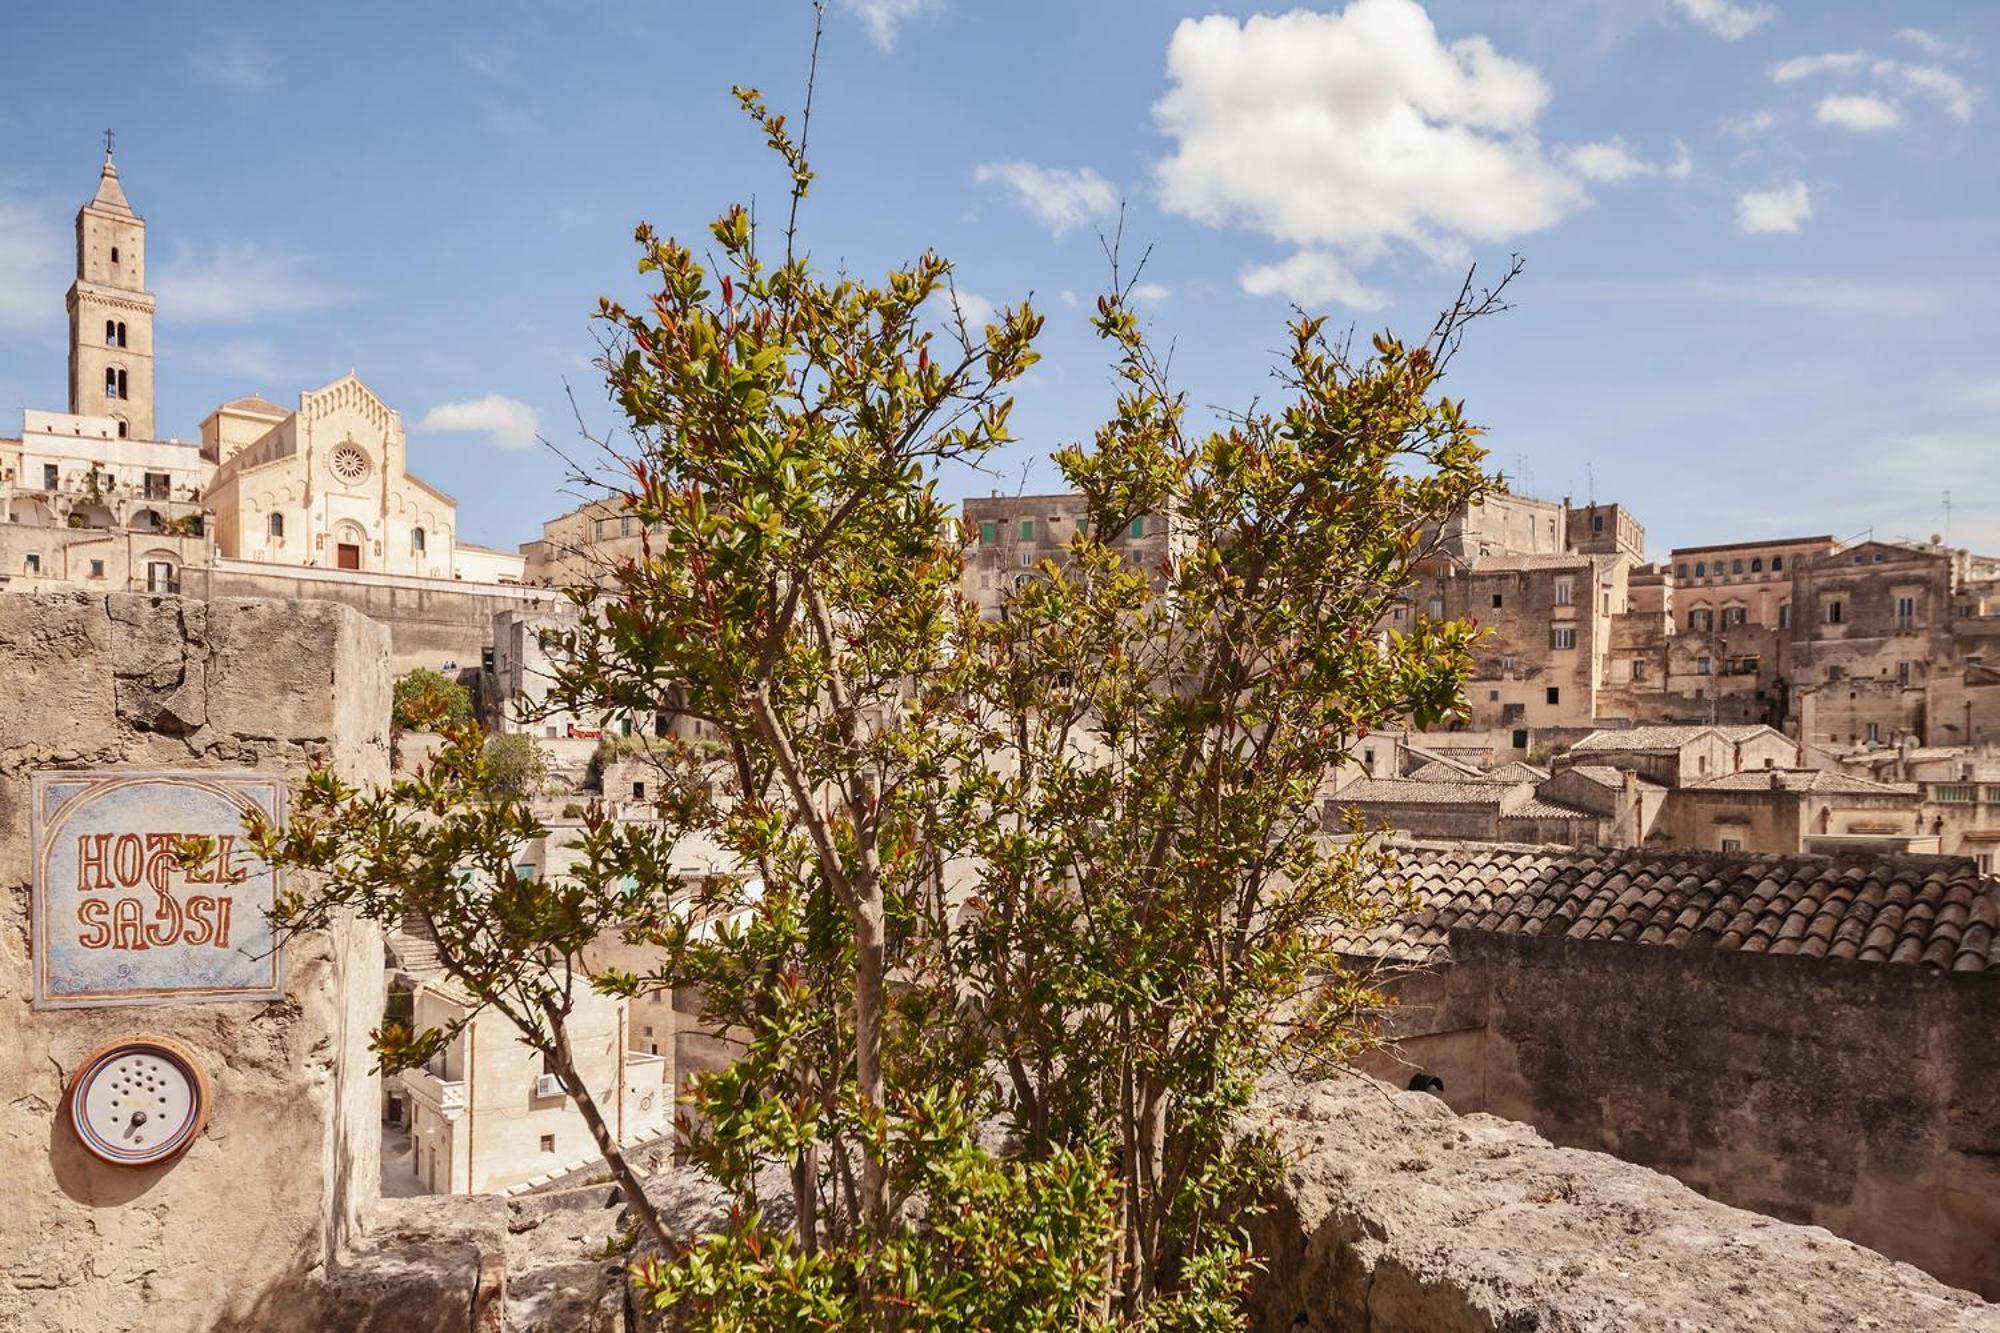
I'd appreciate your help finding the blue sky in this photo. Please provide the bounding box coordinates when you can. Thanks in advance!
[1,0,1993,557]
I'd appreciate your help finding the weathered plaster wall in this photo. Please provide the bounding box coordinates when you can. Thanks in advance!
[1365,930,2000,1298]
[1249,1076,2000,1331]
[0,591,389,1332]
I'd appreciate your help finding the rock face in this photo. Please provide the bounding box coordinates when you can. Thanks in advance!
[1246,1077,2000,1333]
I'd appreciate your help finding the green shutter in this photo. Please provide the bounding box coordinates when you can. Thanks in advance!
[1020,520,1035,541]
[979,520,996,545]
[1129,517,1145,539]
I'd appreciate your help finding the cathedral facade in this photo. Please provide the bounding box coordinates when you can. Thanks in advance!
[0,147,525,593]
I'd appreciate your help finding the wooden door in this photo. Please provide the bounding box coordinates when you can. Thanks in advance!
[336,543,361,570]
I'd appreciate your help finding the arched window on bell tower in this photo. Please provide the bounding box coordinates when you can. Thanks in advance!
[104,319,116,346]
[105,368,118,400]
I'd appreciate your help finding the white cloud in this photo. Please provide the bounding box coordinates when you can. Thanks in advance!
[1896,28,1972,62]
[193,39,279,93]
[1946,375,2000,410]
[841,0,941,52]
[1772,51,1979,124]
[945,287,996,328]
[1129,282,1170,305]
[1564,138,1655,182]
[1154,2,1580,309]
[154,242,342,323]
[1816,94,1903,132]
[1240,251,1389,311]
[1736,180,1811,234]
[0,190,65,330]
[1772,51,1868,83]
[1666,141,1695,178]
[418,395,542,450]
[973,162,1119,237]
[1722,108,1778,137]
[1889,62,1977,121]
[1671,0,1775,42]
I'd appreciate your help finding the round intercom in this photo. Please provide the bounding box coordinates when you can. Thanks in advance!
[66,1036,209,1167]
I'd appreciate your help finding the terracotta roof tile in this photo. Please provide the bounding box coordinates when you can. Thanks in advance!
[1332,841,2000,973]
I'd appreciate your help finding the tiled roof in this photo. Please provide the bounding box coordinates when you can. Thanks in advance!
[1486,761,1550,783]
[1408,759,1491,782]
[1683,770,1919,796]
[1332,778,1514,806]
[1499,798,1599,821]
[1568,724,1786,754]
[1470,553,1598,572]
[1334,841,2000,972]
[1564,764,1635,789]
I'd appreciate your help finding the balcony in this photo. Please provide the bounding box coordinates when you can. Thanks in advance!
[399,1065,467,1116]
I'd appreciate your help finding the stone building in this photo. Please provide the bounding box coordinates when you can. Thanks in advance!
[959,492,1175,617]
[0,147,525,608]
[518,496,648,588]
[394,975,667,1196]
[1655,767,1931,854]
[1344,840,2000,1299]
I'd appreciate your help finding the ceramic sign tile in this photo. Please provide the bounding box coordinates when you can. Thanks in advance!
[31,771,286,1009]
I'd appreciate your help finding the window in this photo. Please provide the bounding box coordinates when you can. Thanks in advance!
[1874,552,1886,563]
[1553,576,1573,606]
[1491,592,1503,609]
[1750,557,1763,573]
[1732,559,1744,574]
[632,781,646,799]
[1865,722,1880,744]
[143,472,169,500]
[1694,562,1706,577]
[1017,552,1032,569]
[1019,519,1035,541]
[1362,748,1376,774]
[1721,838,1743,853]
[1696,656,1711,675]
[43,465,58,491]
[25,554,40,574]
[105,368,119,399]
[1827,600,1844,625]
[269,512,285,539]
[1778,602,1791,629]
[1632,660,1647,682]
[88,560,105,578]
[412,527,426,554]
[1545,686,1560,705]
[1488,689,1500,701]
[1550,625,1576,651]
[116,419,127,439]
[620,516,634,536]
[1771,556,1783,572]
[145,561,176,594]
[104,319,117,346]
[1687,608,1713,632]
[1512,728,1529,749]
[1592,514,1605,533]
[1897,661,1912,686]
[1676,563,1689,578]
[1128,517,1145,539]
[979,520,996,545]
[1720,606,1746,629]
[1894,595,1916,628]
[110,246,119,264]
[539,1135,556,1154]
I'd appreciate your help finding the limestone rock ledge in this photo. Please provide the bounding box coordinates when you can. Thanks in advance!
[1246,1077,2000,1333]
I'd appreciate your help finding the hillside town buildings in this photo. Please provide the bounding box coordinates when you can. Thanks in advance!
[0,147,528,624]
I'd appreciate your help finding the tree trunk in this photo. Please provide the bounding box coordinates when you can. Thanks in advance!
[854,883,889,1240]
[543,1002,674,1255]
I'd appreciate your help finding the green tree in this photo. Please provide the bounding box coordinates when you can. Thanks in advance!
[483,732,549,800]
[247,38,1507,1329]
[391,668,473,732]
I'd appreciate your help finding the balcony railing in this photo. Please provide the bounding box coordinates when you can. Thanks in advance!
[399,1065,467,1114]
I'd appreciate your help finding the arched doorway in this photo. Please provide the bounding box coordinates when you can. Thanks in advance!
[332,521,367,571]
[8,496,55,527]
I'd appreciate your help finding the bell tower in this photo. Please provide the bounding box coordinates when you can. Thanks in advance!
[68,132,157,441]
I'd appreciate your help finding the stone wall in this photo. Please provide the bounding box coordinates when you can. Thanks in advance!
[0,591,389,1332]
[1248,1076,2000,1331]
[1362,929,2000,1298]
